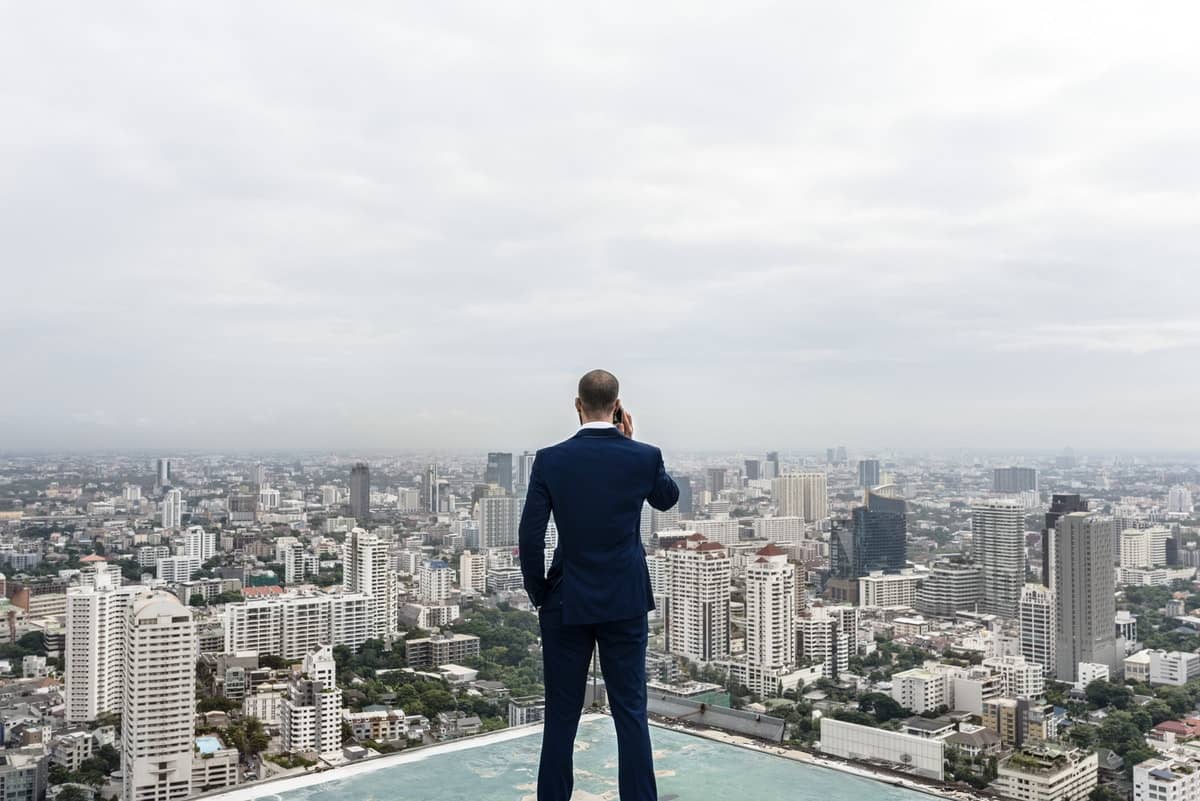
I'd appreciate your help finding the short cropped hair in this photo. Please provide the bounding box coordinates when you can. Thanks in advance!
[578,369,619,414]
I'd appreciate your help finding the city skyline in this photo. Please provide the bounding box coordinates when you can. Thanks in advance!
[4,6,1200,451]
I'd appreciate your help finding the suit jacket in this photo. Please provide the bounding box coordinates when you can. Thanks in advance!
[518,427,680,626]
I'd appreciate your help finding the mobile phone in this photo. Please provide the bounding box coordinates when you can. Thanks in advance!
[613,407,623,425]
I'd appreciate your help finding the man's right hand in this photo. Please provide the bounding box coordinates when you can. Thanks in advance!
[616,406,634,438]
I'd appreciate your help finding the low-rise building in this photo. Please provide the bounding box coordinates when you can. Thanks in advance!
[50,731,92,771]
[191,736,238,793]
[1134,754,1200,801]
[343,706,426,743]
[508,696,546,727]
[405,634,481,670]
[1148,650,1200,686]
[1125,649,1152,683]
[993,747,1097,801]
[0,749,47,801]
[819,718,944,780]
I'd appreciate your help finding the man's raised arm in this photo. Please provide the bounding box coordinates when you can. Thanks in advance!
[518,455,552,607]
[646,448,679,512]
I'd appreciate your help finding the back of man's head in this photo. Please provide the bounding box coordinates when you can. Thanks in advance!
[578,369,619,415]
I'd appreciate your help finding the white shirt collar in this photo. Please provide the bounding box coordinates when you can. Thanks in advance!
[578,421,616,431]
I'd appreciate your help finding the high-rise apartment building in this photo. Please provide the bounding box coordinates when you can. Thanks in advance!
[281,645,342,759]
[1168,486,1195,515]
[161,488,183,529]
[751,516,806,543]
[485,452,514,494]
[458,551,487,594]
[349,463,370,525]
[1054,512,1117,682]
[477,495,524,549]
[744,544,795,695]
[831,487,906,579]
[797,606,854,679]
[664,536,731,663]
[343,528,396,640]
[994,467,1038,494]
[417,560,455,603]
[224,592,370,659]
[772,473,828,522]
[1042,494,1088,588]
[122,592,196,801]
[916,559,983,618]
[1120,526,1172,569]
[184,525,215,562]
[65,564,149,723]
[1020,583,1056,676]
[857,459,881,488]
[973,498,1026,618]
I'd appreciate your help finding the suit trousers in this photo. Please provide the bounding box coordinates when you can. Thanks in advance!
[537,586,656,801]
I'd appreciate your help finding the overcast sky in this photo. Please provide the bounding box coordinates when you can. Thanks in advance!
[3,3,1198,453]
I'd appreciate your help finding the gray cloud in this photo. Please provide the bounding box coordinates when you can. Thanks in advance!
[2,2,1199,453]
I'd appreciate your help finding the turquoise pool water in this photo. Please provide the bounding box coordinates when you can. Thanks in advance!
[251,718,935,801]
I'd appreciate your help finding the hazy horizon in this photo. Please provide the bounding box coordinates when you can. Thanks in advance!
[4,4,1199,451]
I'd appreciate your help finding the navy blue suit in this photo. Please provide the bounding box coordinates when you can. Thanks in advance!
[519,426,679,801]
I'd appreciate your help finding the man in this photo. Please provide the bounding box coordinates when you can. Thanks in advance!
[519,369,679,801]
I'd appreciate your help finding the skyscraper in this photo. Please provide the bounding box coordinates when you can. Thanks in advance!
[161,488,183,529]
[485,452,514,494]
[765,451,781,479]
[155,458,171,489]
[349,463,370,524]
[744,459,761,481]
[1042,494,1088,588]
[772,472,829,522]
[826,448,836,465]
[835,445,847,465]
[993,467,1038,494]
[973,498,1026,618]
[664,536,731,662]
[122,592,196,801]
[516,451,536,493]
[65,564,148,723]
[1020,583,1055,676]
[1054,512,1117,682]
[425,464,439,513]
[707,468,727,495]
[857,459,881,488]
[830,486,906,579]
[676,476,693,517]
[343,527,396,640]
[744,544,795,696]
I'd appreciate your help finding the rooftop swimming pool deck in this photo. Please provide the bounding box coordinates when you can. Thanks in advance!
[209,716,942,801]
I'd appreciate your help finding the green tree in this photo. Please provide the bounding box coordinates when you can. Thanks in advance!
[858,692,907,722]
